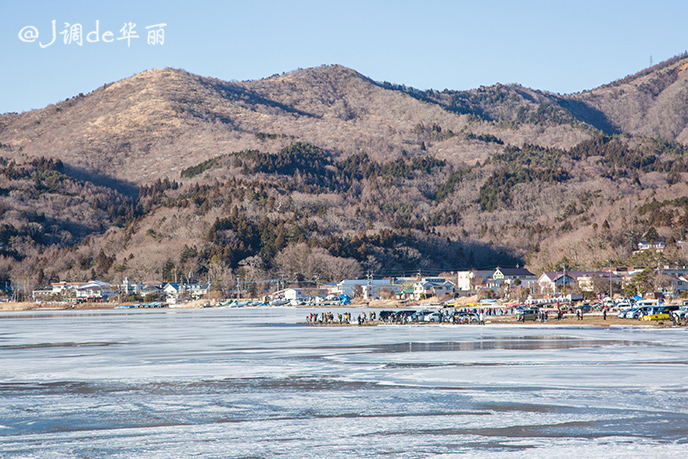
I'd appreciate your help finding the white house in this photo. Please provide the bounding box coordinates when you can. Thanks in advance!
[163,282,211,304]
[120,277,144,295]
[538,271,618,295]
[537,272,578,295]
[492,267,536,282]
[456,270,495,291]
[336,279,391,298]
[34,280,114,301]
[637,241,665,252]
[75,281,115,301]
[413,277,455,300]
[50,281,88,295]
[284,288,307,301]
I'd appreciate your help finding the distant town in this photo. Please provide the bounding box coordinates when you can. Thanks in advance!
[8,240,685,312]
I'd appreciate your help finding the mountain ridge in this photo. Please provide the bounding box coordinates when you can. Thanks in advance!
[2,56,688,293]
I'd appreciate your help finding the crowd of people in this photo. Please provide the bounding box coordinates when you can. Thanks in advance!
[305,311,377,325]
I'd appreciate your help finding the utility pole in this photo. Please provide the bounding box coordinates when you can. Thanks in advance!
[609,265,613,299]
[366,271,373,300]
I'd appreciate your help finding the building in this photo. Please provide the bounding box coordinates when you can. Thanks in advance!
[33,280,114,301]
[492,267,536,282]
[283,288,307,301]
[456,270,495,291]
[489,267,537,290]
[636,241,665,252]
[537,272,579,295]
[31,287,54,300]
[120,277,144,296]
[163,282,211,304]
[336,279,391,298]
[538,271,618,295]
[49,281,89,295]
[139,282,163,299]
[412,277,455,300]
[667,276,688,295]
[75,281,115,301]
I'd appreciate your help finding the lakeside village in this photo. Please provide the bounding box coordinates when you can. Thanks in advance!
[12,244,688,325]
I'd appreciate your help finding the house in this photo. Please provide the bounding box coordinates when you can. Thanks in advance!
[489,267,537,290]
[336,279,391,298]
[163,283,182,303]
[537,272,579,295]
[283,288,307,301]
[31,287,54,300]
[492,267,536,282]
[49,281,89,296]
[363,283,400,300]
[667,275,688,295]
[413,277,455,300]
[163,282,211,304]
[456,270,495,291]
[75,280,115,301]
[120,277,144,296]
[33,280,114,301]
[187,282,210,298]
[538,271,618,295]
[636,241,665,252]
[140,282,163,299]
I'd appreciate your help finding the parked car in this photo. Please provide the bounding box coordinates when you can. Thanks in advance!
[516,308,539,321]
[397,310,417,322]
[617,307,634,318]
[423,312,443,322]
[641,312,670,321]
[632,306,658,319]
[672,307,688,320]
[378,310,396,321]
[577,304,593,313]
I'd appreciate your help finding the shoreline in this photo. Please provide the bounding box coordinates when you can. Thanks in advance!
[1,302,684,329]
[302,316,680,328]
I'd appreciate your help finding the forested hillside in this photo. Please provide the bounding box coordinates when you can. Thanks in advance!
[2,55,688,294]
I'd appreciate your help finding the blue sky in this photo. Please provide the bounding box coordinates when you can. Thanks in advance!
[1,0,687,113]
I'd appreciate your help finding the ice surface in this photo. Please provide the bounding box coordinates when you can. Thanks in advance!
[0,308,687,457]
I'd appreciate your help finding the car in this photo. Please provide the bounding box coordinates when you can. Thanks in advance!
[423,312,443,322]
[516,308,539,321]
[673,307,688,319]
[641,313,670,321]
[577,304,593,313]
[618,308,631,318]
[378,310,396,321]
[396,310,417,322]
[626,307,652,319]
[617,307,634,318]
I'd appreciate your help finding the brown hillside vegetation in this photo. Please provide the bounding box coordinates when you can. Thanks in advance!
[2,56,688,294]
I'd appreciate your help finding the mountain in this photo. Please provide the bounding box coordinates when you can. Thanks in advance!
[574,52,688,142]
[0,65,593,183]
[2,56,688,295]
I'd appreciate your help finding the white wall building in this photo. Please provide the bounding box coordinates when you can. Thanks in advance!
[336,279,391,298]
[413,277,455,300]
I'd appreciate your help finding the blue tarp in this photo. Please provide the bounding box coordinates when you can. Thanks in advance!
[632,295,643,301]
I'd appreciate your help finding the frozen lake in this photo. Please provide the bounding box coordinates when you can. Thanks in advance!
[1,307,687,457]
